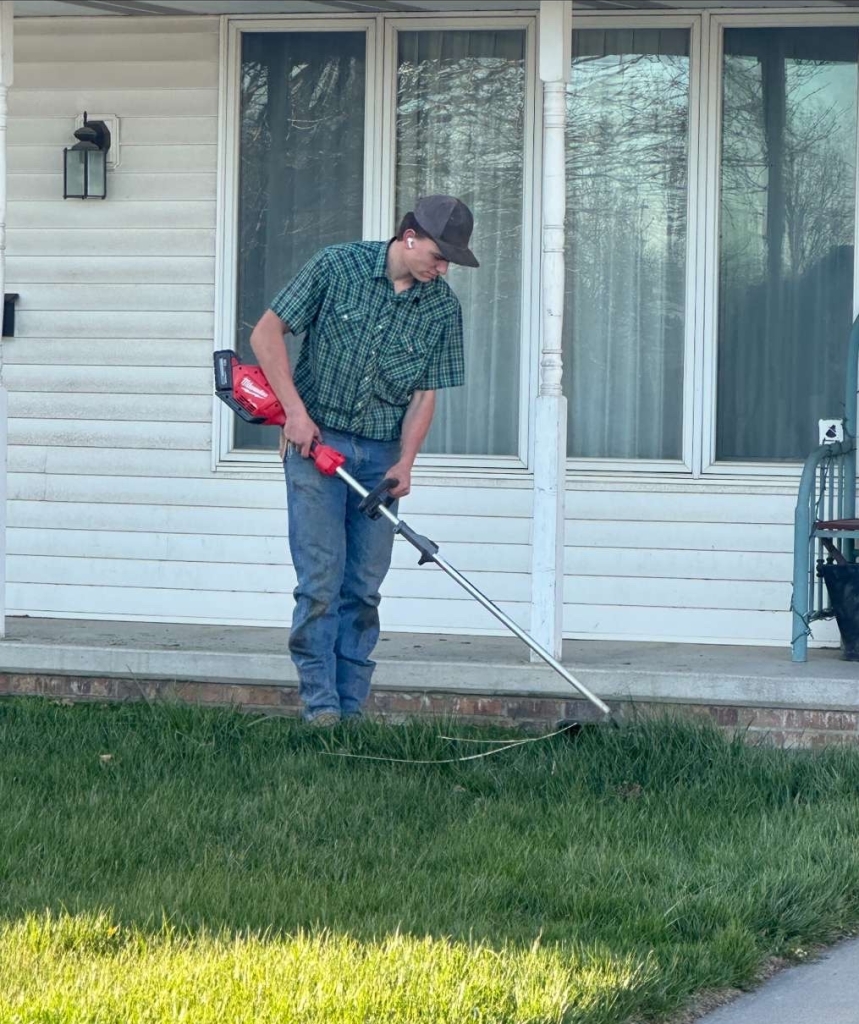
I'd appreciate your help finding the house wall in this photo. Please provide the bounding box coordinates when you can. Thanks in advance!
[563,485,839,645]
[3,14,834,649]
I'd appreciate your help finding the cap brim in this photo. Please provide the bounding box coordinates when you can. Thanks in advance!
[435,239,479,268]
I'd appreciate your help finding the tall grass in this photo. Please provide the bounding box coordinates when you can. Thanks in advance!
[1,697,859,1023]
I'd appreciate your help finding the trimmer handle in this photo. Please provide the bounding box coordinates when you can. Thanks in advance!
[310,440,346,476]
[359,477,399,519]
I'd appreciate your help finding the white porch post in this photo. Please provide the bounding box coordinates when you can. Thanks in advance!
[0,2,12,639]
[530,0,571,660]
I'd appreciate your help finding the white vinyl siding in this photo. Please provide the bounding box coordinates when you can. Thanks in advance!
[563,488,839,646]
[6,16,226,623]
[1,12,841,652]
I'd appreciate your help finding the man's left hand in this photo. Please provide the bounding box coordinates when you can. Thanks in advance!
[385,461,413,499]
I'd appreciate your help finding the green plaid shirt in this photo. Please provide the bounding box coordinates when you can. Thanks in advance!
[269,241,465,441]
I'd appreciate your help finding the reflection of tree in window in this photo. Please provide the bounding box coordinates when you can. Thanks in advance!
[235,33,366,450]
[717,28,858,462]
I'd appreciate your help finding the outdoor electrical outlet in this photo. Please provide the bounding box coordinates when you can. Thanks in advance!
[819,419,844,445]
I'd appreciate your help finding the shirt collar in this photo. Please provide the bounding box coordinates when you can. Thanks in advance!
[372,241,391,280]
[375,239,425,303]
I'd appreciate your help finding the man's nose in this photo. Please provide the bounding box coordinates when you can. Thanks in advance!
[437,260,449,274]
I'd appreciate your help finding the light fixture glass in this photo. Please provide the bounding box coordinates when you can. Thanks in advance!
[63,114,110,199]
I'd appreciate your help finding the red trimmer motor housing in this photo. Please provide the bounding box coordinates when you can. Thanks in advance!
[213,349,285,426]
[212,350,346,476]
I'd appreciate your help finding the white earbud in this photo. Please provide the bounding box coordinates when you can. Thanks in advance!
[407,238,414,249]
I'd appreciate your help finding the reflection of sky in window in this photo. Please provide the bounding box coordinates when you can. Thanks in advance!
[788,62,856,174]
[721,47,857,281]
[567,48,690,261]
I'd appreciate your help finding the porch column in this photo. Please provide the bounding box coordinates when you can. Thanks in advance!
[0,2,12,639]
[530,1,571,660]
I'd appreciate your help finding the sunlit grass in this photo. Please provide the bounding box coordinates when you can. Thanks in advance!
[1,698,859,1022]
[2,913,658,1024]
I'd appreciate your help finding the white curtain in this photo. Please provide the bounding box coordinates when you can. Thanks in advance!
[396,30,526,457]
[717,28,858,462]
[564,29,690,460]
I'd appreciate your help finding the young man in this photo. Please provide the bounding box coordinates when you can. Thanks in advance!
[249,195,478,726]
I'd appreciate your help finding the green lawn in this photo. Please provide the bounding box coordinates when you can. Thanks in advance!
[2,697,859,1023]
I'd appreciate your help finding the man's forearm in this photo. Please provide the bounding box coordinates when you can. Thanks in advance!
[399,390,436,464]
[249,310,307,415]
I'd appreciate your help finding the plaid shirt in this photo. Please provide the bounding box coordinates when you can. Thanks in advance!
[269,241,465,441]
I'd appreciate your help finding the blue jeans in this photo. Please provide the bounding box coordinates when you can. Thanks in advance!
[284,428,400,720]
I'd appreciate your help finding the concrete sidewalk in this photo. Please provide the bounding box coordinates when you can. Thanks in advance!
[697,936,859,1023]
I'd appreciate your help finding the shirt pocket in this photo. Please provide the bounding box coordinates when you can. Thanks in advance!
[312,299,370,402]
[375,332,435,406]
[327,299,370,348]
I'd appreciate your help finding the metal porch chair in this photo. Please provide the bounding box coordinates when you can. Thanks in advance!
[791,315,859,662]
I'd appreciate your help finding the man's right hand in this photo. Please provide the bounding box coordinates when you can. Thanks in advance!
[281,408,321,459]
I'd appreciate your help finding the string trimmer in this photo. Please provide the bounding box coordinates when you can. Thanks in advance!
[214,350,613,722]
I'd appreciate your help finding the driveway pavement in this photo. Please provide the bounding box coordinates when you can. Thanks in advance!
[696,936,859,1023]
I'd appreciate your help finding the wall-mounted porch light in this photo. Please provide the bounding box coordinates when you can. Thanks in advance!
[63,112,111,200]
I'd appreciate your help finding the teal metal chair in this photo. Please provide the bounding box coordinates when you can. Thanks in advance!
[791,316,859,661]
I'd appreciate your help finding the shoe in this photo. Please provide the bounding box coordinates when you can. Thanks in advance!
[305,711,341,729]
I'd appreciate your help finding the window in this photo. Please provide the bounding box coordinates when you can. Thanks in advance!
[396,29,527,456]
[234,30,366,450]
[223,14,859,474]
[716,27,859,462]
[227,22,528,459]
[563,18,859,470]
[564,28,690,461]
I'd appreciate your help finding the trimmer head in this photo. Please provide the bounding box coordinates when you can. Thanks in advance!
[556,715,621,738]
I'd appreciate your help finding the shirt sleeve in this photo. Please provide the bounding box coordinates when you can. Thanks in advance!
[269,248,329,335]
[415,303,465,391]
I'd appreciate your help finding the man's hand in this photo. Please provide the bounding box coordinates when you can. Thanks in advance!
[385,460,413,499]
[385,390,434,497]
[281,408,321,459]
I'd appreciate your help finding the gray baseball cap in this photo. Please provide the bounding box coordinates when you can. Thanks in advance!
[413,195,479,268]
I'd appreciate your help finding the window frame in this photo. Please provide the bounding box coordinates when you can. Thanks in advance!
[213,12,537,477]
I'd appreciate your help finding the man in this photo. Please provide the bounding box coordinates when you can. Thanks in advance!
[249,195,479,726]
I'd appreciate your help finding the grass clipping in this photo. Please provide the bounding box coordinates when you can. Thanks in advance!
[1,698,859,1023]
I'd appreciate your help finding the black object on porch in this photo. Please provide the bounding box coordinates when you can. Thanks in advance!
[818,562,859,662]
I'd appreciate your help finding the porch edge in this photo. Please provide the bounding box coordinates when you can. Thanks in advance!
[2,672,857,749]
